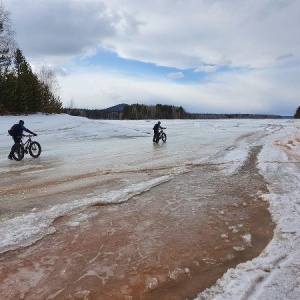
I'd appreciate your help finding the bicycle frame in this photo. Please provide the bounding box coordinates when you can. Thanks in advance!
[153,129,167,143]
[159,129,164,138]
[11,134,41,161]
[20,135,33,153]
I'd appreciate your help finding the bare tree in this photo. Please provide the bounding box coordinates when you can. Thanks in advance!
[0,2,16,67]
[68,98,75,109]
[37,66,61,98]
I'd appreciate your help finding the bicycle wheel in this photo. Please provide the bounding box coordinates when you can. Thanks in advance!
[161,133,167,142]
[29,141,42,158]
[11,144,25,161]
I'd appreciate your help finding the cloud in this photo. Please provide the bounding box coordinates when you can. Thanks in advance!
[6,0,300,69]
[58,61,300,115]
[194,65,218,73]
[5,0,300,71]
[3,0,300,115]
[6,0,141,62]
[276,54,294,61]
[51,66,70,77]
[167,72,184,79]
[100,0,300,69]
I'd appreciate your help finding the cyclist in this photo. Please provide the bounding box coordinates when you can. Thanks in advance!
[8,120,37,160]
[152,121,166,142]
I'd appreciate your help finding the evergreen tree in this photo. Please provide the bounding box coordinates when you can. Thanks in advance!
[121,103,188,120]
[0,4,62,115]
[14,49,32,112]
[294,106,300,118]
[37,66,63,113]
[0,2,16,113]
[0,66,17,113]
[0,49,47,114]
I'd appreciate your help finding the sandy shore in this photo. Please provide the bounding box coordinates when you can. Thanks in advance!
[0,146,274,300]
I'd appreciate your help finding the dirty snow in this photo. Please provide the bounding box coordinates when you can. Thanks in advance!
[0,114,300,299]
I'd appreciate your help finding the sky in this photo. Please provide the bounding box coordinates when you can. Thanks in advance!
[2,0,300,115]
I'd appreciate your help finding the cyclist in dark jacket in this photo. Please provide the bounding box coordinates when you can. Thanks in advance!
[8,120,37,160]
[153,121,166,142]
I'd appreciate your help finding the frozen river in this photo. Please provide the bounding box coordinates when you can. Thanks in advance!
[0,115,299,299]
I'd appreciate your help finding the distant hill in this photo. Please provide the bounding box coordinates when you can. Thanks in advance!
[63,104,129,120]
[105,103,128,112]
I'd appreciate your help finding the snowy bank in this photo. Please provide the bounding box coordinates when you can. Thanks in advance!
[197,121,300,299]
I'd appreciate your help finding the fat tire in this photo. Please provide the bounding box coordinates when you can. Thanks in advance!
[12,144,24,161]
[153,135,159,143]
[162,133,167,142]
[29,141,42,158]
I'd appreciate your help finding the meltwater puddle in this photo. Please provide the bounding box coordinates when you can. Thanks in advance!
[0,147,274,300]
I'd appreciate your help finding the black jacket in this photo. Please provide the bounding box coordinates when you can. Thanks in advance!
[8,124,35,137]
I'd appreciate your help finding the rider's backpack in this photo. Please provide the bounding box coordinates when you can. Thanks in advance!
[153,124,159,131]
[8,124,19,136]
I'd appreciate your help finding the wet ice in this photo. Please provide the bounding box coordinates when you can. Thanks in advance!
[0,115,300,299]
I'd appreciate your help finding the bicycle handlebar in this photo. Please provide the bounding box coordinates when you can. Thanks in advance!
[22,134,37,137]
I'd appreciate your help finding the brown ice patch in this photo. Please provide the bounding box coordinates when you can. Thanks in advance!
[0,147,274,300]
[274,139,300,162]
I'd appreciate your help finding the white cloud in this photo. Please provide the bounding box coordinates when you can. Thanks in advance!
[3,0,300,115]
[167,72,184,79]
[51,66,70,77]
[100,0,300,69]
[5,0,140,63]
[194,66,218,73]
[6,0,300,69]
[58,62,300,115]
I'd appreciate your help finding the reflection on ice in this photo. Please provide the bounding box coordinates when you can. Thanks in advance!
[0,175,173,253]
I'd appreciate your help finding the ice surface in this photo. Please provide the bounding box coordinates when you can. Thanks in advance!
[197,119,300,300]
[1,114,300,299]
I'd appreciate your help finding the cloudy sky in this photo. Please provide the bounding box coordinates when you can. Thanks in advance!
[3,0,300,115]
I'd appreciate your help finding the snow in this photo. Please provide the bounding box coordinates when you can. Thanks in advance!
[1,114,300,299]
[197,120,300,300]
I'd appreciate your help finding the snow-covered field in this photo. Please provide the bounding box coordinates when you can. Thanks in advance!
[0,114,300,299]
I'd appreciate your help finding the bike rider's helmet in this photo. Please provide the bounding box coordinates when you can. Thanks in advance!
[19,120,24,125]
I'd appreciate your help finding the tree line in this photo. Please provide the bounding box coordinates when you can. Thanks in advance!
[64,103,283,120]
[63,108,122,120]
[64,104,189,120]
[294,106,300,118]
[122,104,188,119]
[0,3,62,115]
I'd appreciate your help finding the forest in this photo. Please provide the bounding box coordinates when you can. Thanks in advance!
[294,106,300,118]
[64,104,188,120]
[0,4,62,115]
[64,103,282,120]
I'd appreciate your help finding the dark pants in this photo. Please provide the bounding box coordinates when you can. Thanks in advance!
[153,131,159,142]
[9,136,22,156]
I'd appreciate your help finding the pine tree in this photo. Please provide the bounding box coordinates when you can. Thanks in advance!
[37,66,63,113]
[14,49,33,112]
[0,4,63,115]
[294,106,300,118]
[0,67,17,112]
